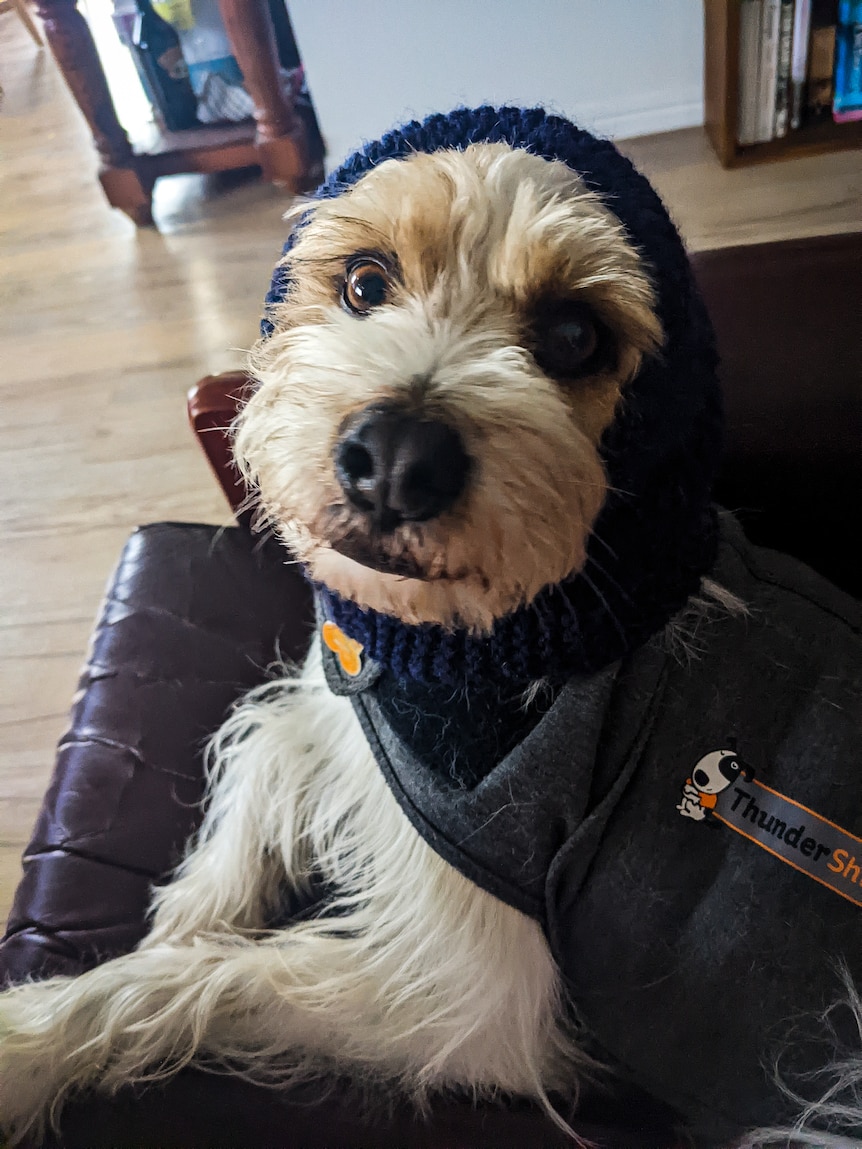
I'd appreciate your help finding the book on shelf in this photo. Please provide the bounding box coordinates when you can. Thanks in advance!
[807,0,839,120]
[790,0,812,127]
[756,0,782,140]
[737,0,781,143]
[774,0,796,135]
[833,0,862,120]
[738,0,763,144]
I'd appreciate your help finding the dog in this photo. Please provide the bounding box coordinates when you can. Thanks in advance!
[1,108,861,1149]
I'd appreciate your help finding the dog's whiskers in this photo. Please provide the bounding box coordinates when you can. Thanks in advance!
[578,569,628,648]
[583,553,635,610]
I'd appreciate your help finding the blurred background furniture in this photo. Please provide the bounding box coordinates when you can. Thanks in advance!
[0,0,44,46]
[31,0,321,225]
[1,230,859,1146]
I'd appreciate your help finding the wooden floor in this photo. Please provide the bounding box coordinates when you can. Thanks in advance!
[1,14,860,930]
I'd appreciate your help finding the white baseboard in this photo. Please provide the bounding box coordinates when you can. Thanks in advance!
[576,95,705,140]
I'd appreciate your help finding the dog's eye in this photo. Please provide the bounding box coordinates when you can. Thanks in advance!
[532,302,600,378]
[343,259,391,316]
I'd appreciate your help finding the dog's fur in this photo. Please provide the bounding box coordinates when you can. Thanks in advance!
[0,144,859,1148]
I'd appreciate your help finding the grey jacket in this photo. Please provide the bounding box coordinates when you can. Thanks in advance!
[322,515,862,1145]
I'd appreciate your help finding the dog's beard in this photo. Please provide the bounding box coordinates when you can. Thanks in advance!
[323,515,459,582]
[237,144,662,633]
[328,532,430,580]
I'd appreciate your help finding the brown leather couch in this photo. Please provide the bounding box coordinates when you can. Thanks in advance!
[1,232,860,1148]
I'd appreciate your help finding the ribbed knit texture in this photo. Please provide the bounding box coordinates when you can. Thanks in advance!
[262,107,722,689]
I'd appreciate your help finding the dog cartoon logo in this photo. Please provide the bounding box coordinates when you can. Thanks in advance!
[677,749,752,822]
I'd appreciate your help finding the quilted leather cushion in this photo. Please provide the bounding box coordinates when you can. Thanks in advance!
[0,523,313,984]
[42,1074,682,1149]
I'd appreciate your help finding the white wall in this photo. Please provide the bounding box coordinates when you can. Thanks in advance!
[289,0,705,169]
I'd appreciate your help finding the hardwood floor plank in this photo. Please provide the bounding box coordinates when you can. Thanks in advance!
[618,127,862,250]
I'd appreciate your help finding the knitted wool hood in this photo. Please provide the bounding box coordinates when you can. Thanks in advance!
[262,107,723,689]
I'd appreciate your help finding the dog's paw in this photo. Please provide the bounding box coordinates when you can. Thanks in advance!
[0,1051,50,1145]
[0,982,77,1146]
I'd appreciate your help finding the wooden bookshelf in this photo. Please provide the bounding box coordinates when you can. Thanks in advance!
[704,0,862,167]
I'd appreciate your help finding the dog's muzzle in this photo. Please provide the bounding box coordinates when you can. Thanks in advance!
[334,403,471,532]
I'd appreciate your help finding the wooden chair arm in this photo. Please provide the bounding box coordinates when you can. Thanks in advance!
[187,371,250,518]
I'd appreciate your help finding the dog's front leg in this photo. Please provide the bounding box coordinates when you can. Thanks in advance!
[0,937,322,1145]
[146,658,331,945]
[0,943,201,1143]
[142,813,282,946]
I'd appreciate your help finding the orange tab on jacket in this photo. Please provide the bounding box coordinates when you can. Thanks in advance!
[321,621,364,677]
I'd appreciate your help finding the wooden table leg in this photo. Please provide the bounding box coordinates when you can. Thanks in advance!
[33,0,154,225]
[216,0,310,190]
[11,0,45,47]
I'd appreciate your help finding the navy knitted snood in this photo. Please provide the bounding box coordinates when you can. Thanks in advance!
[261,106,722,692]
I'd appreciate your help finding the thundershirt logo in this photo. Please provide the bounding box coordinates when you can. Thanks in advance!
[678,750,862,908]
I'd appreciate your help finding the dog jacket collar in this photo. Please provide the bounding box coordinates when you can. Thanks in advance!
[320,515,862,1146]
[263,107,722,690]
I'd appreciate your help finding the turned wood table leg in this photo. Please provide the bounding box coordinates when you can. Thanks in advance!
[33,0,154,225]
[216,0,310,190]
[12,0,45,48]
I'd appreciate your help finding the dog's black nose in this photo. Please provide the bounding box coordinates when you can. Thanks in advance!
[335,406,470,530]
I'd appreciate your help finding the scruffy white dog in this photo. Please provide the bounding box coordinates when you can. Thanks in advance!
[1,110,861,1149]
